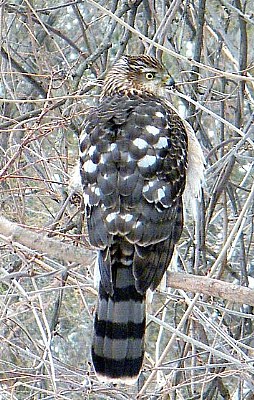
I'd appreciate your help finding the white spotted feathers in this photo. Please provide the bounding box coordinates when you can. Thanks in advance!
[79,55,202,385]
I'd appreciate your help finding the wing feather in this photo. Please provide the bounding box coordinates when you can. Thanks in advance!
[80,92,188,292]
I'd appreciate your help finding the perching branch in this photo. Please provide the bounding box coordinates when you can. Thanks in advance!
[167,271,254,306]
[1,214,254,306]
[0,215,93,267]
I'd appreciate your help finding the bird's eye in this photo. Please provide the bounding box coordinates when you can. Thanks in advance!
[145,72,155,80]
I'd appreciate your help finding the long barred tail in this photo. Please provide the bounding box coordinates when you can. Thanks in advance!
[91,263,146,384]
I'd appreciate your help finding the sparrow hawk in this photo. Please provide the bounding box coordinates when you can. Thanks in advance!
[79,55,204,384]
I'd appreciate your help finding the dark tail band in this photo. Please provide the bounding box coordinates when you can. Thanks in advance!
[92,266,146,384]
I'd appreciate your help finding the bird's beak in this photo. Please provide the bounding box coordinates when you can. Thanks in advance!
[164,75,175,89]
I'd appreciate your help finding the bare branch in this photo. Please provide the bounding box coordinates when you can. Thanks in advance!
[167,271,254,306]
[0,215,93,266]
[1,215,254,307]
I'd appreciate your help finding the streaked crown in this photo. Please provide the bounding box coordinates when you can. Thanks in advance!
[101,55,171,99]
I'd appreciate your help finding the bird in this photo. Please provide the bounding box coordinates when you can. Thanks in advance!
[79,55,204,384]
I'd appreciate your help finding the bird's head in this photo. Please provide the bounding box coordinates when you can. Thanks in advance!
[101,55,174,99]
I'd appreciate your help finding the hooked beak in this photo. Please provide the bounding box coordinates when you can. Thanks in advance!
[164,76,175,89]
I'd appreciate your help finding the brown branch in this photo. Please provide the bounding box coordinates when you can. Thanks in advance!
[167,271,254,306]
[1,215,254,306]
[0,215,93,267]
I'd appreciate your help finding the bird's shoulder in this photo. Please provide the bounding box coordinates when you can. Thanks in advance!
[83,91,185,131]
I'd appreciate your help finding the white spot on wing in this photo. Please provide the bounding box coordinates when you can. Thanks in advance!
[146,125,160,135]
[110,143,117,151]
[88,145,96,157]
[101,154,108,163]
[83,159,97,173]
[106,212,118,223]
[122,214,133,222]
[157,188,165,201]
[133,138,148,150]
[155,111,165,118]
[138,155,157,168]
[127,154,134,162]
[143,180,156,193]
[154,137,168,149]
[83,193,89,205]
[79,131,88,146]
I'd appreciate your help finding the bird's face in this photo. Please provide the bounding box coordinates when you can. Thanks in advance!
[101,55,174,98]
[131,63,173,96]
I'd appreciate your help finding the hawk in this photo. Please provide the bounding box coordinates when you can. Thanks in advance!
[79,55,204,384]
